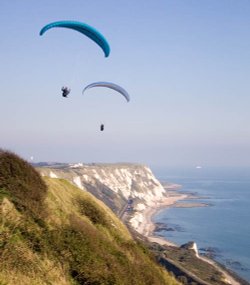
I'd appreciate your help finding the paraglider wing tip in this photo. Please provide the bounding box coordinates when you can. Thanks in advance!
[39,27,46,36]
[104,49,110,57]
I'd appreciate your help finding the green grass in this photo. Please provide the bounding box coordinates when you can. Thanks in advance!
[162,246,228,285]
[0,150,180,285]
[0,150,47,219]
[0,188,10,202]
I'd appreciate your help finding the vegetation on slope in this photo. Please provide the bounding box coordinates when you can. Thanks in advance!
[0,150,180,285]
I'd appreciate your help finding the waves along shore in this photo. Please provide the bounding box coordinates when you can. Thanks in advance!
[126,184,242,285]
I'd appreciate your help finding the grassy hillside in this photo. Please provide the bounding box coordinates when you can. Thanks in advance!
[0,150,180,285]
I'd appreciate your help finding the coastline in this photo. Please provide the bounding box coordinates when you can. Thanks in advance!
[133,184,243,285]
[137,187,188,247]
[135,184,209,246]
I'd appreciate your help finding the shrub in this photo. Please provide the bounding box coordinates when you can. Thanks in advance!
[0,150,47,219]
[77,197,109,226]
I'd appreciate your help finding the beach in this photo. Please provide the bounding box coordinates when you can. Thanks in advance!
[131,184,242,285]
[136,189,188,246]
[132,183,210,246]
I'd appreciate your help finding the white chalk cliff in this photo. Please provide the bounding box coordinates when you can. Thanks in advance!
[37,163,168,232]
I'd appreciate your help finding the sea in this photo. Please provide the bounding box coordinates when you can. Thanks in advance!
[152,166,250,282]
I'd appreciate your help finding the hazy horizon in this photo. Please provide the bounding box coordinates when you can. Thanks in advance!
[1,1,250,168]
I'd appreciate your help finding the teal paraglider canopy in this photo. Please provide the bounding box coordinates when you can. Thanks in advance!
[40,21,110,57]
[82,82,130,102]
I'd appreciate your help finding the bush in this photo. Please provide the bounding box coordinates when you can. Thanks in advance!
[178,275,188,284]
[77,197,109,226]
[0,150,47,219]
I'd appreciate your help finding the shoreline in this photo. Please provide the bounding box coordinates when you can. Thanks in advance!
[138,187,188,247]
[136,184,209,246]
[132,184,243,285]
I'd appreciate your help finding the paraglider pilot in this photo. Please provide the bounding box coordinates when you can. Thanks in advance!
[61,86,71,98]
[100,124,104,131]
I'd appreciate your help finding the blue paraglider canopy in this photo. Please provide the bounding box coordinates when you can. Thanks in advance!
[40,21,110,57]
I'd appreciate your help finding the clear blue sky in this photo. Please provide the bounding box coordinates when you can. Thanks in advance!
[1,0,250,168]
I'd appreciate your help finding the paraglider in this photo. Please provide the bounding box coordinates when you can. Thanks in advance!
[61,86,71,97]
[82,82,130,132]
[40,21,110,57]
[82,82,130,102]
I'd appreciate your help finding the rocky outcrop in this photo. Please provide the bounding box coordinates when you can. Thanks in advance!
[181,241,199,257]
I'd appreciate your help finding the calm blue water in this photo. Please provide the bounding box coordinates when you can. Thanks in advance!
[152,166,250,282]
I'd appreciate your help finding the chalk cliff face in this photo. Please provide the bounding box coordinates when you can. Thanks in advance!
[37,163,167,232]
